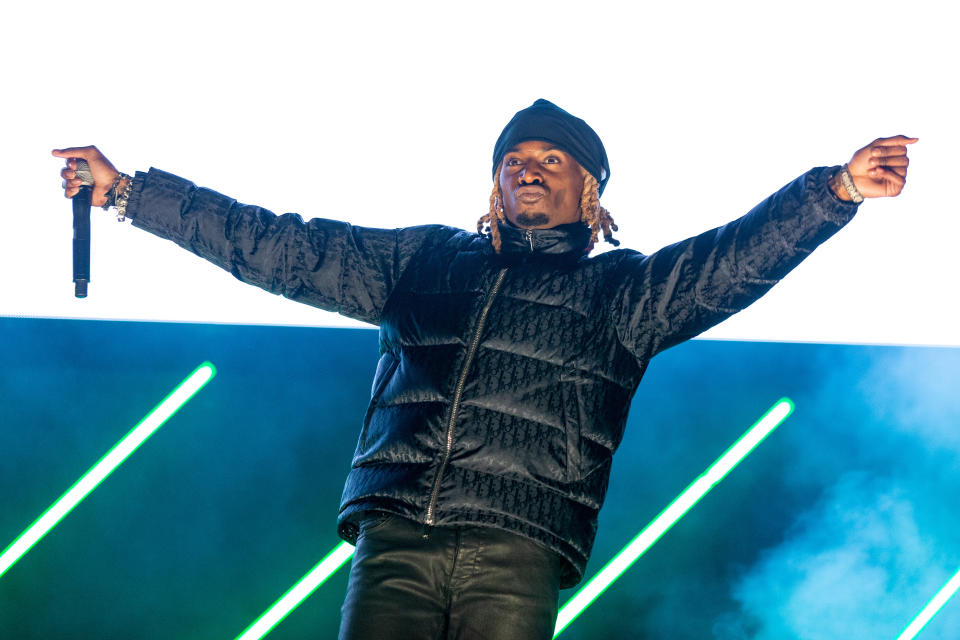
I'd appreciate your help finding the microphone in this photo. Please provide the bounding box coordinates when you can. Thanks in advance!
[73,159,93,298]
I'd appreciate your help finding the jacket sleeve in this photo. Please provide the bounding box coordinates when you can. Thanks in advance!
[124,168,457,326]
[609,166,860,360]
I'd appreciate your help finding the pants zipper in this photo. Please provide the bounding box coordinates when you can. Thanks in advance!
[425,267,508,528]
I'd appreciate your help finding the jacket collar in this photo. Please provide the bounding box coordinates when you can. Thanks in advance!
[495,220,592,256]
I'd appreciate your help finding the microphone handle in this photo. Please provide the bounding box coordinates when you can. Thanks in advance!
[73,184,92,298]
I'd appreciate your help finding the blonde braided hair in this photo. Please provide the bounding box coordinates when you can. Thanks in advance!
[579,173,619,249]
[477,172,507,253]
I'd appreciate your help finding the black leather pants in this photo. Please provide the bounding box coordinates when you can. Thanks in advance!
[338,513,563,640]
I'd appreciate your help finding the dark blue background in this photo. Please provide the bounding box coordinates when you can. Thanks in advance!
[2,317,958,639]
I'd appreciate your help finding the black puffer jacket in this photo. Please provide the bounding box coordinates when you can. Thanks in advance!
[126,165,857,587]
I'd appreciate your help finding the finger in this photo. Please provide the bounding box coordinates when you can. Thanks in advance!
[61,167,77,179]
[51,146,99,159]
[869,166,906,185]
[870,155,910,167]
[872,135,919,146]
[883,166,907,178]
[871,145,909,157]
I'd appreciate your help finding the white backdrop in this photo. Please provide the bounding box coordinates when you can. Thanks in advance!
[2,0,956,346]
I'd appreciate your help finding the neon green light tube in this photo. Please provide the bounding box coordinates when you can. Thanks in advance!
[895,566,960,640]
[0,362,216,581]
[553,398,794,637]
[234,541,355,640]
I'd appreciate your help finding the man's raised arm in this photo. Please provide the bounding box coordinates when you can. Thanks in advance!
[53,146,458,325]
[609,135,918,359]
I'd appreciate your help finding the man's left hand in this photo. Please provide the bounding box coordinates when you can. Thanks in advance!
[841,135,919,199]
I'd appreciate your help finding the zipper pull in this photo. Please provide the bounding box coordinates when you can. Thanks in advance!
[525,229,534,252]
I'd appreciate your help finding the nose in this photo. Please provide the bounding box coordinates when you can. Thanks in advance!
[518,160,543,184]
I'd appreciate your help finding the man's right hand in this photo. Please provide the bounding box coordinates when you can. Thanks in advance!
[52,146,122,207]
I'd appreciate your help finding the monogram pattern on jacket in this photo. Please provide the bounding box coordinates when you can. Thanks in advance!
[127,165,858,587]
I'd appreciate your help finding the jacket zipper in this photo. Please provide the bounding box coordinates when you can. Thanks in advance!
[525,229,534,252]
[425,267,508,527]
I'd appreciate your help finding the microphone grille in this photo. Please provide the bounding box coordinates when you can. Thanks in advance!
[75,159,95,187]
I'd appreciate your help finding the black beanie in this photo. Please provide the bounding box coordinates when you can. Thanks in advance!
[492,99,610,196]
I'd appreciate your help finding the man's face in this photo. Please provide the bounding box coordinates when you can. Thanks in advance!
[499,140,585,229]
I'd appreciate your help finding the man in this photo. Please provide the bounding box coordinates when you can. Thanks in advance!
[54,99,915,639]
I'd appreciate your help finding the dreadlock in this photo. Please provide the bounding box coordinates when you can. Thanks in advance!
[477,171,619,253]
[477,170,507,253]
[579,173,620,249]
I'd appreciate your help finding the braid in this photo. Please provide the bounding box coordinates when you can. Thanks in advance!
[477,171,506,253]
[580,174,620,248]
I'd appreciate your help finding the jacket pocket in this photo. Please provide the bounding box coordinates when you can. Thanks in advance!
[565,374,620,482]
[358,353,401,451]
[357,511,398,540]
[560,374,580,483]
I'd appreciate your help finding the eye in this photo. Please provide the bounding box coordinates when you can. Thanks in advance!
[505,157,522,166]
[544,155,561,164]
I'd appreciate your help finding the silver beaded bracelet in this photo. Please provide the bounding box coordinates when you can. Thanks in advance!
[101,172,134,221]
[839,164,864,203]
